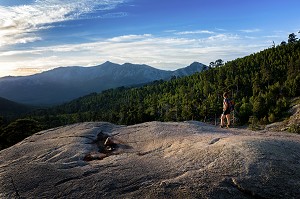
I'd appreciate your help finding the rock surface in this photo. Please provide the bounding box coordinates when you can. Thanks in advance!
[1,121,300,199]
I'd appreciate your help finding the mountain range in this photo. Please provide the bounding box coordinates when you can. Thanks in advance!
[0,61,206,105]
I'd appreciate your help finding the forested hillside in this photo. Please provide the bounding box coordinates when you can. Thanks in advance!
[32,39,300,128]
[0,97,34,119]
[0,97,39,149]
[1,36,299,150]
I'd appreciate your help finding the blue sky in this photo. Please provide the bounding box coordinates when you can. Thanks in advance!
[0,0,299,77]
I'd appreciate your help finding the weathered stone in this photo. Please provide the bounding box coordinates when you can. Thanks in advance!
[0,121,300,199]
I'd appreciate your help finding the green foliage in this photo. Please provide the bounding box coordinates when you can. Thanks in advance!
[215,59,224,67]
[0,116,5,127]
[288,124,300,134]
[280,41,287,46]
[0,119,41,149]
[238,100,252,124]
[248,116,260,131]
[288,33,298,43]
[268,113,276,123]
[0,97,34,120]
[25,40,300,130]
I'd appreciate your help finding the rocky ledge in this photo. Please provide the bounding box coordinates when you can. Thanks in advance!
[0,121,300,198]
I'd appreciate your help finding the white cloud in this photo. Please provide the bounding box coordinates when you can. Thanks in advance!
[0,0,127,47]
[215,28,227,32]
[244,36,257,40]
[206,34,240,42]
[100,12,128,18]
[239,28,261,33]
[175,30,215,35]
[107,34,152,42]
[263,35,281,38]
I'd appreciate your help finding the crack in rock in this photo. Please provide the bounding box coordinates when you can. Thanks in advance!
[209,137,221,145]
[231,178,268,199]
[54,176,81,187]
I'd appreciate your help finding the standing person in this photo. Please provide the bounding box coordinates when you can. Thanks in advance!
[220,92,231,128]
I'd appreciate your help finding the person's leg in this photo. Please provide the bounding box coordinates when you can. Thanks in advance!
[226,114,231,127]
[220,114,225,127]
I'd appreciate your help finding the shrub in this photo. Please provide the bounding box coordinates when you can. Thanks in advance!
[2,118,41,147]
[268,113,276,123]
[288,124,300,134]
[249,116,260,130]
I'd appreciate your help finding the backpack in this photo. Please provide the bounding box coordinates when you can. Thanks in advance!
[228,98,235,111]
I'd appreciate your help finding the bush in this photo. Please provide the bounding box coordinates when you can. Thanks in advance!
[1,118,41,148]
[249,116,260,131]
[288,124,300,134]
[268,113,276,123]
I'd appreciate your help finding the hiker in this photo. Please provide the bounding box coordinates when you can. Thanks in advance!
[220,92,231,128]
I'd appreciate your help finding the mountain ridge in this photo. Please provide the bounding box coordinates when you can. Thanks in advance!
[0,61,206,105]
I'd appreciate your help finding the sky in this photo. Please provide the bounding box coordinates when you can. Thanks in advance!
[0,0,299,77]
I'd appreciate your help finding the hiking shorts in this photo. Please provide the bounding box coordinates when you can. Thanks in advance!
[222,109,231,116]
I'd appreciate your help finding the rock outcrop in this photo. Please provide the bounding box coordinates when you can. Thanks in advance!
[0,121,300,198]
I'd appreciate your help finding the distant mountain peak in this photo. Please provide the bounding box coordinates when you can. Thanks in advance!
[103,61,115,65]
[173,62,206,77]
[0,61,207,105]
[189,61,203,66]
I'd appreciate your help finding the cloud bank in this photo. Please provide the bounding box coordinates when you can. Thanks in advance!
[0,32,269,77]
[0,0,126,47]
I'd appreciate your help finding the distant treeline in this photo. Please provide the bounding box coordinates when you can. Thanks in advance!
[1,35,300,150]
